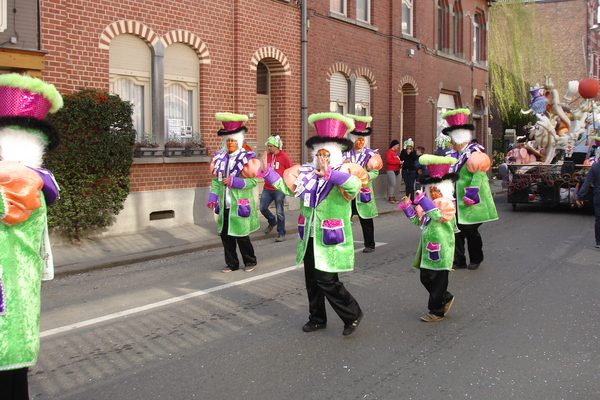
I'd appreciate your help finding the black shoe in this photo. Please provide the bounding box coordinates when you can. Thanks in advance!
[221,266,239,273]
[453,263,467,270]
[244,263,256,272]
[302,321,327,332]
[362,247,375,253]
[467,262,481,270]
[342,311,364,336]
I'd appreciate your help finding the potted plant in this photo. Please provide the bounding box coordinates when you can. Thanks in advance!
[184,140,205,156]
[133,140,159,157]
[164,139,185,157]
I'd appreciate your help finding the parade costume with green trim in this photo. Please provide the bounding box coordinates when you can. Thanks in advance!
[399,155,458,320]
[442,109,498,225]
[260,113,367,334]
[0,74,62,378]
[207,113,260,237]
[400,155,458,271]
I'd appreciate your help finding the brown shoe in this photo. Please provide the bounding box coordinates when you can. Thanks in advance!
[388,196,398,204]
[420,313,444,322]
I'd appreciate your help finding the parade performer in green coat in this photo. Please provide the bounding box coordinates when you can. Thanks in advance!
[343,115,383,253]
[259,113,369,336]
[206,113,261,273]
[0,73,63,399]
[442,109,498,270]
[399,155,459,322]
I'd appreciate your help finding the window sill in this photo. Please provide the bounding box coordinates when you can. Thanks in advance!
[328,12,378,32]
[133,155,212,165]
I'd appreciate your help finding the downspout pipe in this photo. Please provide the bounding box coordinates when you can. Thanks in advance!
[301,0,308,163]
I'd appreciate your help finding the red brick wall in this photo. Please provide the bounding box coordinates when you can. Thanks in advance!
[307,0,489,155]
[40,0,302,192]
[39,0,490,195]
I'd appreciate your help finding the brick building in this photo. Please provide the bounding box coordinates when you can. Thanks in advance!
[1,0,492,238]
[306,0,491,200]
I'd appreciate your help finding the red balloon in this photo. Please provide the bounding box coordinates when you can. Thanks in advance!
[579,77,600,98]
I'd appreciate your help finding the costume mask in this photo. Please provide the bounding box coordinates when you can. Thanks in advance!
[226,138,238,153]
[354,137,365,150]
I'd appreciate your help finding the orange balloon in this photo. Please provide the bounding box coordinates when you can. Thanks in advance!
[579,77,600,99]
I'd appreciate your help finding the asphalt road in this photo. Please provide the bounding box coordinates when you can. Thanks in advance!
[29,197,600,399]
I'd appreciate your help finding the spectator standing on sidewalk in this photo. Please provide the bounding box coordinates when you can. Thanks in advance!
[400,138,418,199]
[258,112,368,336]
[344,114,383,253]
[260,135,292,242]
[442,109,498,270]
[386,139,401,203]
[206,113,261,273]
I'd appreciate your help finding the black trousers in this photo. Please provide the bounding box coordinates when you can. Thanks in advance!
[419,269,453,317]
[351,200,375,249]
[220,208,256,269]
[454,222,484,266]
[303,239,361,325]
[0,368,29,400]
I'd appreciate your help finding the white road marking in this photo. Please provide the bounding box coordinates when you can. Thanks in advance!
[42,241,389,338]
[40,265,298,338]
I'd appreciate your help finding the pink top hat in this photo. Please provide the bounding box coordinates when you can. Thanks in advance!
[0,87,52,119]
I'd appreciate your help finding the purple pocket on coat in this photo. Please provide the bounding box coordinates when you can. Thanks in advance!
[29,167,60,205]
[426,242,441,262]
[237,199,250,218]
[321,219,345,246]
[298,214,306,240]
[359,187,372,203]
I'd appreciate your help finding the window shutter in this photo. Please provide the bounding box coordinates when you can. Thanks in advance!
[164,43,199,82]
[355,77,370,104]
[330,72,348,104]
[109,34,151,77]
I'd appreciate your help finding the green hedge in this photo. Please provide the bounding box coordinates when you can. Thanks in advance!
[45,89,136,240]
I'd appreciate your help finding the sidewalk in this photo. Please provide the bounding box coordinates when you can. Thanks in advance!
[52,179,505,277]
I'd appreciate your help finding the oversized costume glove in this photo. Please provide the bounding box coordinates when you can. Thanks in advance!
[463,152,491,206]
[0,160,43,225]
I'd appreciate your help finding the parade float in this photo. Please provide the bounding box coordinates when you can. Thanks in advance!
[504,76,598,210]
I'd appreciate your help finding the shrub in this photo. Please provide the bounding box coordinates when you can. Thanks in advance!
[45,89,136,240]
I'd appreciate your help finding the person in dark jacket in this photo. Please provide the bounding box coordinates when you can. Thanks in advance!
[400,138,418,199]
[576,158,600,247]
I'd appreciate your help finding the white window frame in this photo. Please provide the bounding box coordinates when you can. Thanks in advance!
[110,75,151,143]
[330,0,346,15]
[437,94,456,136]
[402,0,413,36]
[474,13,482,63]
[164,43,200,142]
[356,0,370,23]
[163,80,198,142]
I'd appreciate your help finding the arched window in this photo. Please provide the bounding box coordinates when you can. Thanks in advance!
[164,43,199,142]
[257,62,269,95]
[355,77,370,117]
[330,72,348,114]
[109,34,152,142]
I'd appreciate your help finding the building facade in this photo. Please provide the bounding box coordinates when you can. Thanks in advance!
[25,0,490,238]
